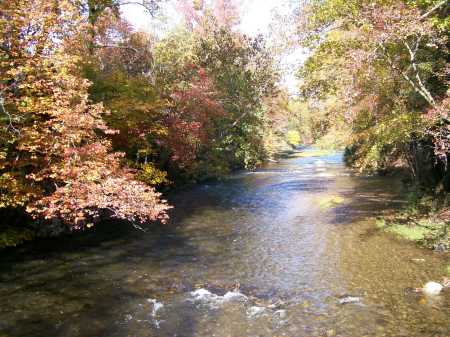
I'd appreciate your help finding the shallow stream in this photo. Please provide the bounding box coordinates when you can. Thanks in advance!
[1,150,449,336]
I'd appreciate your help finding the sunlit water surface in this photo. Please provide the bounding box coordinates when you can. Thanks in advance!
[1,150,449,337]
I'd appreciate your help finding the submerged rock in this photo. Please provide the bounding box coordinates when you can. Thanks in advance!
[247,306,266,318]
[273,309,287,319]
[338,296,361,305]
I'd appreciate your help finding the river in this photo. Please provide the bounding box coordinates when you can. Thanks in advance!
[1,149,449,337]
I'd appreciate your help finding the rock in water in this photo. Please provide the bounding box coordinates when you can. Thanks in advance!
[223,290,248,303]
[422,281,443,296]
[247,306,266,318]
[273,309,287,319]
[338,296,361,305]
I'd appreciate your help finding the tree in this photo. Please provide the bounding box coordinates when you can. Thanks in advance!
[176,0,241,31]
[0,0,170,234]
[84,0,164,53]
[297,0,449,180]
[152,18,278,179]
[212,0,241,28]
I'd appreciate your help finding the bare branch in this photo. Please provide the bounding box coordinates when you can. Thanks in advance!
[378,42,436,107]
[0,94,20,136]
[231,111,249,127]
[117,0,162,16]
[420,0,449,20]
[404,38,436,106]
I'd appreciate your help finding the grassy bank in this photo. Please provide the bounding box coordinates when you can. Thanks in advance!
[376,192,450,252]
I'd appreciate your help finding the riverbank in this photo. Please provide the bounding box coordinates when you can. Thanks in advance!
[333,140,450,254]
[0,144,302,250]
[377,202,450,280]
[376,191,450,252]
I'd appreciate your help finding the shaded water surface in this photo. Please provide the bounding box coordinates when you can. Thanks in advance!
[1,150,449,337]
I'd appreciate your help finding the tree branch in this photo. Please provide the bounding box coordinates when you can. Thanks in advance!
[378,42,436,107]
[117,0,162,15]
[404,38,436,106]
[420,0,449,20]
[231,111,249,127]
[0,93,20,136]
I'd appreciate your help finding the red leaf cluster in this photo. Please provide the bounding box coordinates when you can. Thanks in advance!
[165,68,224,167]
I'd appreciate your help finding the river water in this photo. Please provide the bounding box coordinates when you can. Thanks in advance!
[1,150,449,337]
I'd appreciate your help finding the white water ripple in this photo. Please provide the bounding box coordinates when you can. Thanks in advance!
[189,288,248,309]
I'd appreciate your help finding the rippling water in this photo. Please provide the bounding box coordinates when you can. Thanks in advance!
[1,150,449,337]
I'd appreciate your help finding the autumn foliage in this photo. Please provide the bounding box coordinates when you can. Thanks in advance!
[297,0,449,181]
[0,0,281,245]
[166,67,225,166]
[0,0,170,234]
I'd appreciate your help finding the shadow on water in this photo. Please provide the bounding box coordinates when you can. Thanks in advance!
[0,150,449,337]
[265,178,331,193]
[327,175,408,226]
[0,219,205,337]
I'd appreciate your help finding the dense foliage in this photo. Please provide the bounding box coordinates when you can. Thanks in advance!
[0,0,172,241]
[5,0,446,248]
[297,0,449,184]
[0,0,293,246]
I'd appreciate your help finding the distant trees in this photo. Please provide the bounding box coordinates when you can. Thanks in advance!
[86,2,280,180]
[176,0,240,30]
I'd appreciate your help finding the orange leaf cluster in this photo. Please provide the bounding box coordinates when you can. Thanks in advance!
[0,0,170,229]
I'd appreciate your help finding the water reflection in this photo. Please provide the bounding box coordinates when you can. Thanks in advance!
[0,151,449,337]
